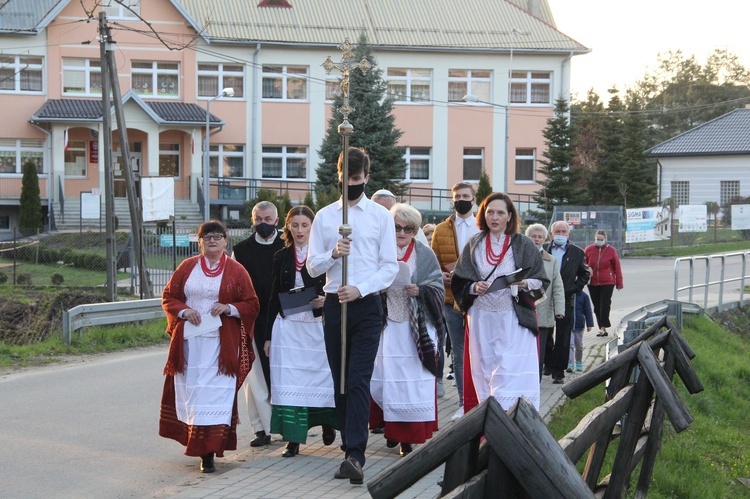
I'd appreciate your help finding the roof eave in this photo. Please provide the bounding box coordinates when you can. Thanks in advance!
[36,0,73,30]
[647,151,750,158]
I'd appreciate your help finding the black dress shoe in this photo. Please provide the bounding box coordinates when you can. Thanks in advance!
[370,427,385,434]
[543,367,552,376]
[282,442,299,458]
[386,439,399,448]
[399,443,413,457]
[322,425,336,446]
[334,457,364,484]
[250,431,271,447]
[552,376,565,385]
[200,453,215,473]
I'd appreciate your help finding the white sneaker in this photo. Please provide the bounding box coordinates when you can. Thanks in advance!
[437,380,445,398]
[451,407,464,421]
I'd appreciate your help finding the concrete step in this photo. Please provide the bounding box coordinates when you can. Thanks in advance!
[55,198,203,230]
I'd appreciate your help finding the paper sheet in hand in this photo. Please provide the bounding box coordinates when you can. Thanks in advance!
[183,313,222,339]
[279,286,317,316]
[391,262,412,288]
[486,268,530,294]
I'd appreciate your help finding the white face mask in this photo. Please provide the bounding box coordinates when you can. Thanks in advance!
[553,235,567,246]
[595,240,606,247]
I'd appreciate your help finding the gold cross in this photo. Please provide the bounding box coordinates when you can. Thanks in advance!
[322,38,371,121]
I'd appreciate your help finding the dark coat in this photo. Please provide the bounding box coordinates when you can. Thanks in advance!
[545,241,589,305]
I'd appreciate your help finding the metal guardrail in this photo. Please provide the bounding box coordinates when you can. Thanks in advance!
[674,251,749,311]
[61,298,164,345]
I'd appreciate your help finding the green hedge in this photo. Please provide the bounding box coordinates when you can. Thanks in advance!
[9,245,107,271]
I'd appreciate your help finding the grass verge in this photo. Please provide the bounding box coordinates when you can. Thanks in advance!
[0,319,168,370]
[546,311,750,498]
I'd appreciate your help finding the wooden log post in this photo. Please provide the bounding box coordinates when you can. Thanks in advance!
[442,438,480,495]
[665,317,695,359]
[485,448,523,499]
[442,470,487,499]
[666,333,704,394]
[637,341,693,432]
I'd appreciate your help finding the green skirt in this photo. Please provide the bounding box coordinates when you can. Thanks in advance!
[270,405,339,444]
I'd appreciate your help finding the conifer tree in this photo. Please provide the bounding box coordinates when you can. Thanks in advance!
[475,169,492,205]
[316,33,407,199]
[19,160,43,236]
[534,97,580,217]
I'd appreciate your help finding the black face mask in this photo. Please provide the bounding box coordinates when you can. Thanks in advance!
[454,200,473,215]
[338,181,366,201]
[255,222,276,239]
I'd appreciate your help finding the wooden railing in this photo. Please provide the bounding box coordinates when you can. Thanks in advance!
[368,314,702,498]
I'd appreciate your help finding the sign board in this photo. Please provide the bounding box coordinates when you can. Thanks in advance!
[625,206,671,243]
[89,140,99,163]
[564,212,581,226]
[141,177,175,222]
[80,192,101,220]
[160,234,190,247]
[677,205,707,233]
[732,204,750,230]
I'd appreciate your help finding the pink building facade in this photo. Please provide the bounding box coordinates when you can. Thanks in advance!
[0,0,588,233]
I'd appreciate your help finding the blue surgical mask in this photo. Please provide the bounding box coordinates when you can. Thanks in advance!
[595,240,606,247]
[553,235,567,246]
[538,246,544,252]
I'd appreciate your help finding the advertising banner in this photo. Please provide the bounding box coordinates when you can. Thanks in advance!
[625,206,671,243]
[677,205,707,233]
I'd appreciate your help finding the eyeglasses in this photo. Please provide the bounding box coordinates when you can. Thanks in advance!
[394,224,415,234]
[202,234,225,241]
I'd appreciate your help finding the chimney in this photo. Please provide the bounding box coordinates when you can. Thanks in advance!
[527,0,541,18]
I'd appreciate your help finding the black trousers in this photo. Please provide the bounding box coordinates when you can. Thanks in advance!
[323,294,383,467]
[550,300,574,378]
[253,314,272,392]
[538,326,553,380]
[588,284,614,328]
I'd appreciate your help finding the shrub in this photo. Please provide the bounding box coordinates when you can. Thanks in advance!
[0,272,7,284]
[50,272,65,285]
[16,272,32,285]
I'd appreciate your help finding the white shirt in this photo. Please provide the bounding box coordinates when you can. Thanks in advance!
[455,214,480,252]
[307,196,399,296]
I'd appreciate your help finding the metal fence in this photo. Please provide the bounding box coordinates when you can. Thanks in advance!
[550,206,626,254]
[674,251,749,311]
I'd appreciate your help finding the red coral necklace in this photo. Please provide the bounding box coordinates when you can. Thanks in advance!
[201,253,227,278]
[398,240,415,262]
[485,234,511,266]
[295,245,307,271]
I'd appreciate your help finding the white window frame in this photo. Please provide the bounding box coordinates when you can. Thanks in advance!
[261,146,308,180]
[448,69,491,102]
[514,148,536,183]
[197,63,244,99]
[401,147,431,182]
[209,144,245,178]
[0,55,44,94]
[64,140,88,177]
[510,70,552,105]
[720,180,740,206]
[158,143,180,177]
[462,147,484,181]
[387,68,431,103]
[325,77,341,101]
[102,0,140,19]
[261,65,308,101]
[62,58,102,96]
[671,181,690,207]
[131,61,180,98]
[0,139,45,175]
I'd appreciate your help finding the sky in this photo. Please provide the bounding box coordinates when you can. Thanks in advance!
[546,0,750,103]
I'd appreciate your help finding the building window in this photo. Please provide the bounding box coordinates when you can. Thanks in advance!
[0,139,45,174]
[401,147,431,181]
[209,144,245,178]
[159,143,180,177]
[448,69,491,102]
[463,148,483,181]
[62,58,102,95]
[102,0,140,18]
[720,180,740,206]
[0,215,9,230]
[515,148,536,182]
[671,181,690,207]
[0,55,43,93]
[64,140,87,177]
[510,71,551,105]
[262,66,307,100]
[198,63,244,98]
[387,68,431,102]
[131,61,179,97]
[325,78,341,101]
[261,146,307,180]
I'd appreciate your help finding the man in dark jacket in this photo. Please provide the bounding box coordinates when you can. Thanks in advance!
[544,220,589,384]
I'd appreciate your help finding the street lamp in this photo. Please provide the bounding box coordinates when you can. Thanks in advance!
[463,94,509,193]
[203,87,234,221]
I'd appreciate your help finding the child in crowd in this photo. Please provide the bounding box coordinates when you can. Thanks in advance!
[568,290,594,373]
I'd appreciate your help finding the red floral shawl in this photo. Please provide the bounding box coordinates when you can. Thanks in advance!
[162,255,259,386]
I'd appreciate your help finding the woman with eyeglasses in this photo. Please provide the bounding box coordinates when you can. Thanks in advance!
[264,206,339,458]
[450,193,549,413]
[159,220,259,473]
[369,203,444,457]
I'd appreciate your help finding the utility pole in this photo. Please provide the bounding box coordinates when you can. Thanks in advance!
[99,12,117,302]
[100,12,152,299]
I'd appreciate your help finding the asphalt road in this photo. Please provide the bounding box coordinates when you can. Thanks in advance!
[0,255,745,498]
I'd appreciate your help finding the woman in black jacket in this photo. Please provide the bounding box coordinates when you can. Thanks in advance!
[265,206,338,457]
